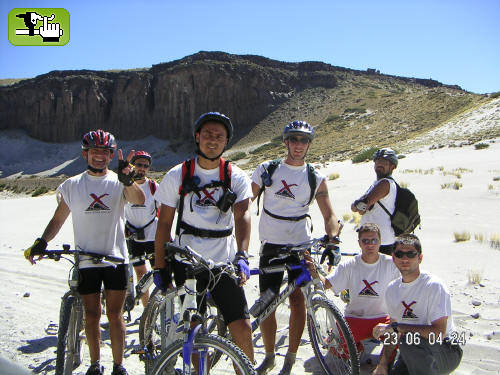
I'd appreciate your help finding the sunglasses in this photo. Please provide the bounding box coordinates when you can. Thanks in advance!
[360,238,379,245]
[288,136,310,145]
[134,163,150,169]
[393,250,419,259]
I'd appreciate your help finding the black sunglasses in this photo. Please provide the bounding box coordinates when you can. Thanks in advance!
[134,163,150,168]
[288,136,310,144]
[393,250,419,259]
[361,238,379,245]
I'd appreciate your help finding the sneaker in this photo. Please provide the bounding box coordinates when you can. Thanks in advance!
[86,362,104,375]
[111,363,128,375]
[256,356,275,375]
[277,360,294,375]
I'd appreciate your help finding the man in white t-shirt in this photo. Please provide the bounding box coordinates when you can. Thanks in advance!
[251,121,342,375]
[24,129,145,375]
[351,148,398,255]
[124,150,158,308]
[153,112,254,364]
[312,223,400,355]
[372,234,462,375]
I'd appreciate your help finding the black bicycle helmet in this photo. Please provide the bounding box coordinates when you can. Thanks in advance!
[82,129,117,150]
[282,121,315,141]
[373,148,398,167]
[193,112,233,143]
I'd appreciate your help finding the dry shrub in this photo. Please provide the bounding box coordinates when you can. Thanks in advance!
[342,213,351,222]
[490,234,500,250]
[474,233,485,243]
[329,173,340,180]
[442,182,463,190]
[467,269,483,284]
[454,231,471,242]
[352,212,362,226]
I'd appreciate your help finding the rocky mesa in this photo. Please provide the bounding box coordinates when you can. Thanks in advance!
[0,51,456,145]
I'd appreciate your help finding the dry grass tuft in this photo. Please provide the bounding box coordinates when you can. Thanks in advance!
[342,213,351,222]
[474,233,486,243]
[454,231,471,242]
[467,269,483,284]
[329,173,340,180]
[352,212,362,226]
[442,182,463,190]
[490,233,500,250]
[399,182,409,188]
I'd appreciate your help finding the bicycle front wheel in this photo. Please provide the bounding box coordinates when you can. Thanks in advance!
[150,333,255,375]
[55,292,84,375]
[307,296,360,375]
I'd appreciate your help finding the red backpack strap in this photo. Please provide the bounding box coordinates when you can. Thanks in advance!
[218,158,231,190]
[178,158,196,195]
[148,179,157,195]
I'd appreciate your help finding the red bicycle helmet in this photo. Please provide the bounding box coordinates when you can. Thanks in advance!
[81,129,117,150]
[131,150,152,164]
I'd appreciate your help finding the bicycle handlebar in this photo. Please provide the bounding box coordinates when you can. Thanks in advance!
[42,244,125,264]
[164,243,235,272]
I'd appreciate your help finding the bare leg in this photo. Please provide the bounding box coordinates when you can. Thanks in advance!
[104,289,127,365]
[287,288,305,353]
[259,309,277,354]
[228,318,254,362]
[133,264,149,307]
[81,293,102,363]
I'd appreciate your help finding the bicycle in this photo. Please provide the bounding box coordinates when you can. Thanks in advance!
[123,253,156,322]
[40,244,125,375]
[143,243,255,375]
[246,237,360,375]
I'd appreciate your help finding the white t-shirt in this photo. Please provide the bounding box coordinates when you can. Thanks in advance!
[251,161,325,245]
[326,254,400,319]
[360,178,397,245]
[57,171,128,268]
[385,272,455,335]
[155,158,252,264]
[124,178,158,242]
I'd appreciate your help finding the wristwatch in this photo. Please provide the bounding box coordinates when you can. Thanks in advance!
[390,322,399,333]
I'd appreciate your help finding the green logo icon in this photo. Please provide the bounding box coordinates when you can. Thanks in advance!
[8,8,70,46]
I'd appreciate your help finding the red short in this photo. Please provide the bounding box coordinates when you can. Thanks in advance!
[346,316,391,352]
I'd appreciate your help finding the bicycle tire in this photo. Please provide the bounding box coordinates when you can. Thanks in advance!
[307,296,360,375]
[55,292,84,375]
[150,333,255,375]
[139,288,228,373]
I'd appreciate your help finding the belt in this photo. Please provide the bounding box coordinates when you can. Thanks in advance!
[263,208,310,222]
[179,221,233,238]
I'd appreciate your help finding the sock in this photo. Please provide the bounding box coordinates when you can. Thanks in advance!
[284,351,296,364]
[265,352,275,360]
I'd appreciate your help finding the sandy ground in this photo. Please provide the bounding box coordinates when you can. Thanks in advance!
[1,137,500,374]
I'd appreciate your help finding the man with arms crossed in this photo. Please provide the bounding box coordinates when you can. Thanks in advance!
[251,121,341,375]
[24,129,145,375]
[372,234,463,375]
[153,112,254,364]
[351,148,399,255]
[312,223,400,356]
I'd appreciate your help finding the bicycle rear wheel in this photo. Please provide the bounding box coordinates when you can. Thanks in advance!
[150,333,255,375]
[307,296,360,375]
[55,292,84,375]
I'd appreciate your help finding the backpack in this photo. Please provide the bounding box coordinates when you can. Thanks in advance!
[256,159,317,215]
[378,178,421,236]
[175,157,232,236]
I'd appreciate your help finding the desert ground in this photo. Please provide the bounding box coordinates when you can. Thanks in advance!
[1,131,500,374]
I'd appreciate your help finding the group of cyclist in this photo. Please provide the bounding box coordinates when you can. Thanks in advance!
[24,112,462,375]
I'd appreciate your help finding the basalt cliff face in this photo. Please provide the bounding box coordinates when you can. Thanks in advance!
[0,51,344,143]
[1,51,456,144]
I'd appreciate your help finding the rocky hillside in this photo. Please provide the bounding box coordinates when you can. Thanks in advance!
[0,51,476,146]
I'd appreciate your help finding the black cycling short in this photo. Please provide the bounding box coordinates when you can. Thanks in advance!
[77,264,128,295]
[173,260,249,325]
[127,239,155,267]
[259,243,302,294]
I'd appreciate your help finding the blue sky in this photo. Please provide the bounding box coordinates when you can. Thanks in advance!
[1,0,499,93]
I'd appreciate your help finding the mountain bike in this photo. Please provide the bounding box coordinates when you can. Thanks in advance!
[144,243,255,375]
[246,237,360,375]
[41,245,125,375]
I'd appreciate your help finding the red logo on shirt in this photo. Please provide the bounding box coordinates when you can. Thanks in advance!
[402,301,418,319]
[275,180,298,199]
[86,193,110,211]
[196,188,219,206]
[358,279,379,296]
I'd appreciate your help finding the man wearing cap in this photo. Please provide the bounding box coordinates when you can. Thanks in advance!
[351,148,399,255]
